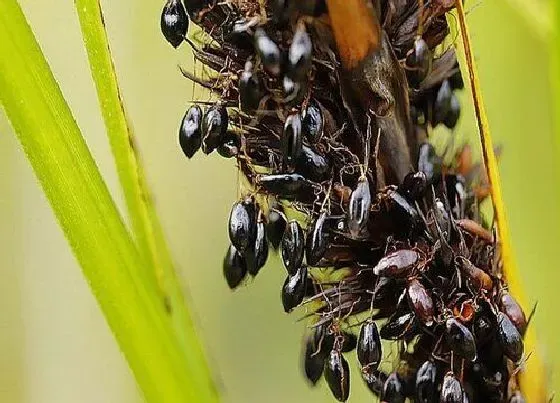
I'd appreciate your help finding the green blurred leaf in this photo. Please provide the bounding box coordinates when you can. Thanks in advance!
[0,1,214,402]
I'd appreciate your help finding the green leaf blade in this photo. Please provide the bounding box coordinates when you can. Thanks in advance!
[0,1,200,401]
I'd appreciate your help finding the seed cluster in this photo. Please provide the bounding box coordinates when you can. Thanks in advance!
[161,0,528,401]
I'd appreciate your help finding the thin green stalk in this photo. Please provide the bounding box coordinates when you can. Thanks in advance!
[0,1,197,401]
[74,1,218,400]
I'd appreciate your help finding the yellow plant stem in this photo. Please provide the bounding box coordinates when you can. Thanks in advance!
[454,1,547,401]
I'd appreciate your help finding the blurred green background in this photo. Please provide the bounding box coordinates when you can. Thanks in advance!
[0,0,557,402]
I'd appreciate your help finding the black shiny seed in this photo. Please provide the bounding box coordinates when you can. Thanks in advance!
[228,198,257,253]
[239,61,262,113]
[399,171,428,201]
[178,105,203,158]
[303,332,326,385]
[266,208,287,249]
[302,101,324,143]
[223,244,247,289]
[246,221,269,276]
[295,144,330,181]
[216,131,240,159]
[415,360,437,403]
[282,266,307,312]
[380,311,415,340]
[281,220,305,275]
[434,80,453,125]
[287,23,312,80]
[357,320,382,370]
[382,372,405,403]
[441,373,464,403]
[283,75,306,106]
[417,142,442,182]
[362,368,386,395]
[324,349,350,402]
[444,93,461,129]
[449,67,464,90]
[406,36,432,85]
[255,28,282,76]
[258,173,315,199]
[497,312,524,362]
[347,177,371,237]
[160,0,188,48]
[201,105,228,154]
[445,317,477,361]
[282,113,303,166]
[305,211,327,266]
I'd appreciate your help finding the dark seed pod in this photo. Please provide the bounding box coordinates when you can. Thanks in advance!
[382,372,405,403]
[239,61,262,113]
[178,105,203,158]
[201,105,228,154]
[281,220,305,274]
[399,171,428,201]
[406,36,432,85]
[282,113,303,166]
[417,142,441,182]
[295,145,330,181]
[303,333,326,385]
[373,249,419,278]
[449,67,464,90]
[340,332,357,353]
[357,320,382,370]
[444,93,461,129]
[216,131,240,159]
[407,278,435,326]
[160,0,188,48]
[283,75,307,106]
[282,266,308,312]
[223,244,247,289]
[434,80,453,125]
[347,177,371,237]
[287,23,313,80]
[255,28,282,76]
[441,372,464,403]
[266,208,287,249]
[415,360,437,403]
[305,211,327,266]
[497,312,524,362]
[257,173,315,198]
[228,199,257,253]
[324,349,350,402]
[500,292,527,334]
[387,189,420,228]
[445,317,477,361]
[361,368,386,395]
[380,312,415,340]
[246,221,269,276]
[302,101,324,143]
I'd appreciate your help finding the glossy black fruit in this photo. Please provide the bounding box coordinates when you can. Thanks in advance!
[178,105,203,158]
[281,220,305,274]
[445,317,477,362]
[415,360,437,403]
[295,145,330,181]
[444,93,461,129]
[201,105,228,154]
[303,333,326,385]
[282,266,308,312]
[382,372,405,403]
[287,23,313,80]
[347,177,371,237]
[228,198,257,253]
[239,61,262,113]
[305,211,327,266]
[434,80,453,125]
[497,312,523,362]
[282,113,303,166]
[357,320,382,370]
[302,101,324,143]
[160,0,188,48]
[246,221,269,276]
[223,244,247,289]
[441,373,464,403]
[266,208,287,249]
[257,173,315,198]
[399,171,428,201]
[255,28,282,76]
[406,36,432,85]
[216,131,240,159]
[417,142,441,182]
[324,349,350,402]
